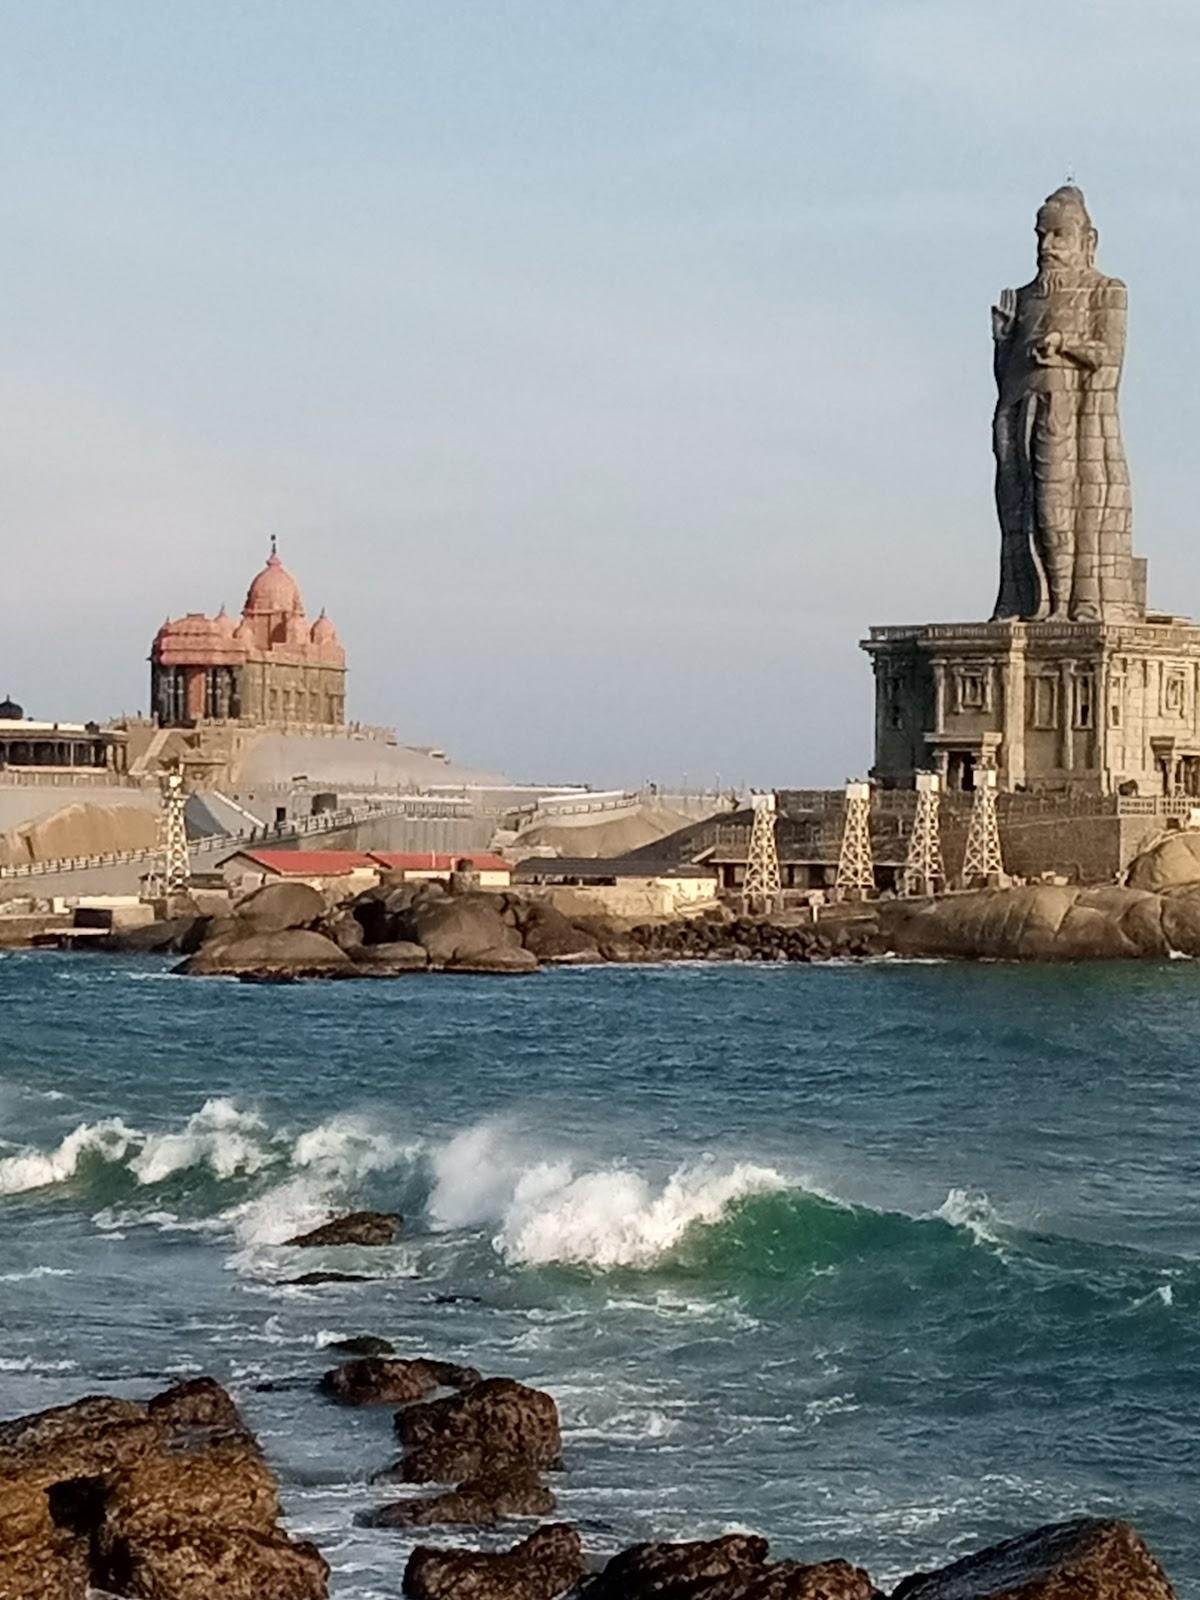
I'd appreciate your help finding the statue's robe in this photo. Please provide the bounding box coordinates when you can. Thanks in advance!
[992,269,1132,622]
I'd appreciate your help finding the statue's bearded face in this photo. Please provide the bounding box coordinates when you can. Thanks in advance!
[1036,211,1091,269]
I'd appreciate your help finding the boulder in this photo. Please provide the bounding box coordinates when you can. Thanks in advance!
[178,929,354,978]
[319,1357,480,1407]
[879,885,1171,962]
[891,1517,1175,1600]
[285,1211,402,1247]
[517,904,600,963]
[352,940,430,972]
[398,896,521,966]
[1159,884,1200,955]
[1127,831,1200,893]
[449,946,540,974]
[0,1378,328,1600]
[395,1378,562,1483]
[583,1535,877,1599]
[327,1335,395,1357]
[322,911,365,952]
[233,880,326,934]
[103,916,210,954]
[403,1524,583,1600]
[286,1269,379,1286]
[359,1463,554,1529]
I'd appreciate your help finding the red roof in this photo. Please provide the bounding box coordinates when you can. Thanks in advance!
[369,852,510,874]
[234,849,378,875]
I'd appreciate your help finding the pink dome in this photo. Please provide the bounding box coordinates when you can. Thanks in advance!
[310,610,339,645]
[244,545,304,618]
[213,605,236,637]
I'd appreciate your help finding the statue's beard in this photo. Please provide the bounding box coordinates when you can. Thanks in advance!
[1036,264,1091,292]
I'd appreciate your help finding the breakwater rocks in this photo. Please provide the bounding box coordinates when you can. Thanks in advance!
[0,1357,1180,1600]
[107,877,886,979]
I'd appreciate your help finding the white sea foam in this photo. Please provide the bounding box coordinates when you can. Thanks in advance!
[129,1098,272,1184]
[0,1118,138,1195]
[427,1120,789,1270]
[932,1186,1006,1246]
[0,1266,74,1282]
[0,1356,78,1371]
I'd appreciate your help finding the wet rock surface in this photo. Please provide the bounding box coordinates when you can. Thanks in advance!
[359,1463,555,1529]
[285,1210,402,1247]
[403,1523,583,1600]
[582,1535,879,1600]
[319,1357,481,1407]
[0,1378,328,1600]
[394,1377,563,1483]
[890,1517,1176,1600]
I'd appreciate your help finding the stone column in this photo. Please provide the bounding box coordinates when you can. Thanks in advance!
[1059,661,1074,775]
[1001,641,1026,789]
[932,659,946,734]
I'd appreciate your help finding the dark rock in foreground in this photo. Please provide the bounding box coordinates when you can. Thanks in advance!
[285,1210,402,1247]
[394,1377,563,1483]
[403,1523,583,1600]
[327,1334,395,1357]
[359,1462,555,1529]
[582,1533,877,1599]
[0,1377,328,1600]
[892,1517,1176,1600]
[178,927,353,978]
[285,1269,380,1286]
[319,1356,480,1407]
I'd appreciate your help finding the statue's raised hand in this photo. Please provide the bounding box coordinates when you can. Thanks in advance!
[991,288,1016,341]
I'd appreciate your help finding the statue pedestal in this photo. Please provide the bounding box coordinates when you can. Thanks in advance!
[862,615,1200,799]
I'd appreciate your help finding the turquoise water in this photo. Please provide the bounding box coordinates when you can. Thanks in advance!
[1,951,1198,1595]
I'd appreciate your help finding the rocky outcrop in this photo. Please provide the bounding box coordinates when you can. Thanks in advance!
[403,1523,583,1600]
[327,1334,395,1356]
[285,1211,402,1247]
[395,895,524,969]
[178,928,354,978]
[514,902,600,963]
[878,884,1196,961]
[891,1517,1175,1600]
[583,1535,878,1600]
[360,1463,555,1529]
[103,915,211,954]
[352,940,430,972]
[233,880,326,934]
[0,1378,327,1600]
[1127,831,1200,893]
[393,1378,562,1483]
[319,1357,480,1407]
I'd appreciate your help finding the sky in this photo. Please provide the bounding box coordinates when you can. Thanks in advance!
[4,1,1200,787]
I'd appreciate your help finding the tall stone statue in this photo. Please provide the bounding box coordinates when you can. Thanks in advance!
[991,186,1135,622]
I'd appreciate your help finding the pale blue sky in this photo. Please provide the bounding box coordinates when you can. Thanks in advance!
[4,1,1200,784]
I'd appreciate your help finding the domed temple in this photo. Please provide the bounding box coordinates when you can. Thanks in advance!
[151,543,347,728]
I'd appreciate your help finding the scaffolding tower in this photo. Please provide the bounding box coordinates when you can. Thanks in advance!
[158,765,191,897]
[835,781,875,898]
[961,764,1005,888]
[742,791,783,915]
[902,771,944,897]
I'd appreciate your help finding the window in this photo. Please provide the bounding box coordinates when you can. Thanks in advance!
[958,671,987,712]
[1074,673,1095,730]
[1031,676,1058,729]
[1164,672,1187,718]
[885,676,904,730]
[1108,676,1125,729]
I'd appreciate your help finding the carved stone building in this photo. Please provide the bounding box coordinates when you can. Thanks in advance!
[151,544,346,729]
[864,187,1200,799]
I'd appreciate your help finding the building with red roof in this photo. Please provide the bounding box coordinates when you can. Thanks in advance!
[218,847,513,893]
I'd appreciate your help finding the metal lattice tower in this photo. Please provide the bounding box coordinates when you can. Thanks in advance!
[742,791,783,915]
[835,781,875,898]
[961,764,1004,887]
[902,771,944,897]
[159,766,191,896]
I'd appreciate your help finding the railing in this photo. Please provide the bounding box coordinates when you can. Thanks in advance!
[0,770,143,789]
[0,798,415,880]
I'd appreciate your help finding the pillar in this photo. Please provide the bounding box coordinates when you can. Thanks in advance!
[1001,642,1026,790]
[1059,661,1074,775]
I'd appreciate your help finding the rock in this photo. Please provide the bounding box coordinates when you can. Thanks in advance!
[879,885,1170,962]
[95,1522,329,1600]
[327,1335,395,1357]
[403,1524,583,1600]
[319,1357,480,1407]
[0,1378,328,1600]
[1159,884,1200,955]
[147,1376,245,1432]
[1127,831,1200,893]
[286,1270,379,1286]
[233,880,326,934]
[583,1534,878,1599]
[359,1463,555,1529]
[398,896,522,966]
[103,916,210,954]
[323,910,365,952]
[891,1517,1175,1600]
[352,940,430,972]
[395,1378,562,1483]
[449,946,540,974]
[178,928,354,978]
[518,904,600,963]
[285,1211,402,1247]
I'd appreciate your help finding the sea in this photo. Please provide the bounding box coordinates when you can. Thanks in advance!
[1,949,1198,1596]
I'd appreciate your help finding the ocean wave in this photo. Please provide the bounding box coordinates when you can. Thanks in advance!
[0,1118,139,1196]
